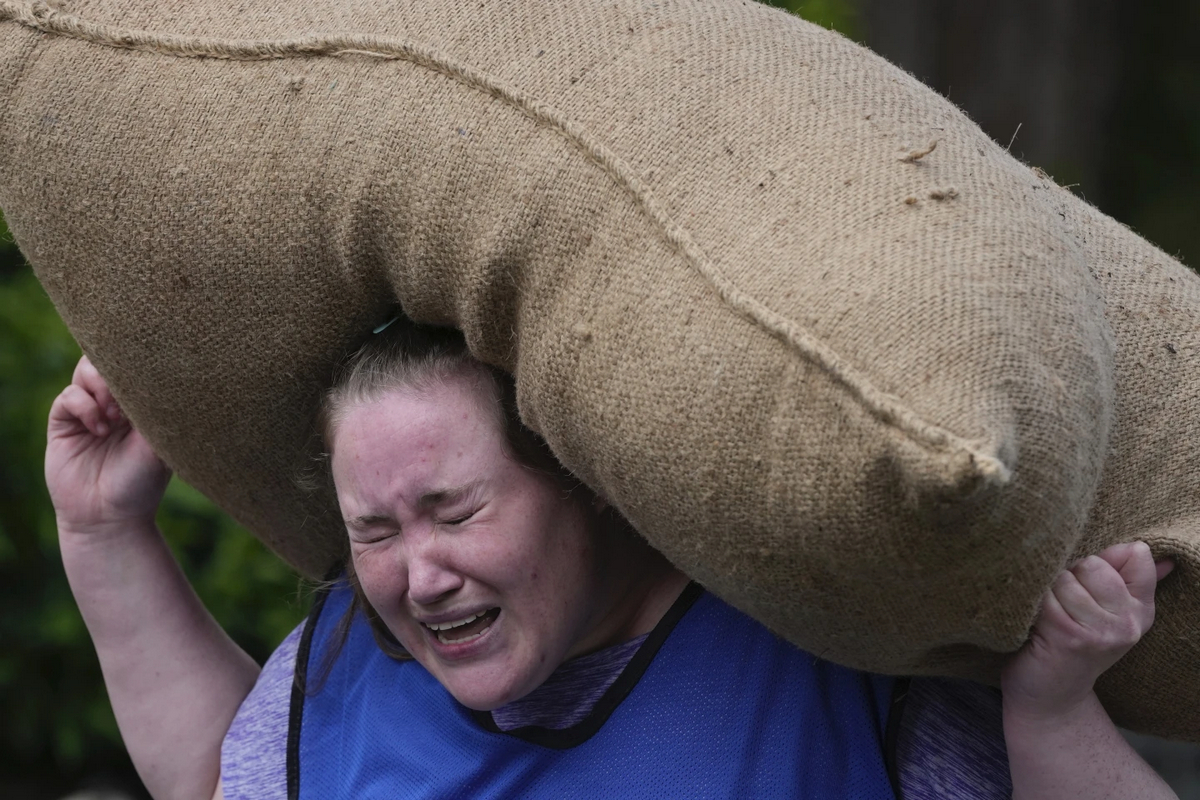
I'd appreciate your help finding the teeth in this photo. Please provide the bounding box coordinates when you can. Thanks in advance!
[425,612,484,631]
[437,628,488,645]
[423,609,499,645]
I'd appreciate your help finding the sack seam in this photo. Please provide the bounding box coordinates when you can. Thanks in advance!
[0,14,47,185]
[0,0,1011,484]
[3,11,41,96]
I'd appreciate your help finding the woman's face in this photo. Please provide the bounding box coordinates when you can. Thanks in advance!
[329,370,613,711]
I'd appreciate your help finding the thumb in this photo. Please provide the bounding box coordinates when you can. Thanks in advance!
[1155,559,1176,582]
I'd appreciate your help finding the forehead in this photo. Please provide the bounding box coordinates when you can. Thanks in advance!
[329,374,508,503]
[334,366,500,441]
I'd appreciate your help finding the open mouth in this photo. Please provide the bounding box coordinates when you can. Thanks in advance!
[424,608,501,645]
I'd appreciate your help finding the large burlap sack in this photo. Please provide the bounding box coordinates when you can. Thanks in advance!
[0,0,1195,738]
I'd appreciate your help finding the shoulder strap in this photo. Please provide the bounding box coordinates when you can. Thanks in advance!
[286,583,333,800]
[884,676,911,800]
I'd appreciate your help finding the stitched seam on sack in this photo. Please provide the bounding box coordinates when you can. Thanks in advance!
[0,19,47,183]
[0,0,1010,482]
[3,15,42,97]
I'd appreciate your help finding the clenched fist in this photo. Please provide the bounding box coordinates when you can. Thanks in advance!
[46,356,170,536]
[1002,541,1174,720]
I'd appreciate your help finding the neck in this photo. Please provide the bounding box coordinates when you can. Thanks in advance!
[569,536,690,660]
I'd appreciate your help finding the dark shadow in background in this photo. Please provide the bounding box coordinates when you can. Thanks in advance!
[857,0,1200,269]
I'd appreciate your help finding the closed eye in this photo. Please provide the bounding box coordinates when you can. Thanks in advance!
[351,529,398,545]
[439,510,477,526]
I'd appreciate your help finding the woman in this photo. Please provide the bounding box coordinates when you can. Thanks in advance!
[46,321,1177,799]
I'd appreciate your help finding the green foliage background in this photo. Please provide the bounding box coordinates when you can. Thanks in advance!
[769,0,858,37]
[0,209,307,789]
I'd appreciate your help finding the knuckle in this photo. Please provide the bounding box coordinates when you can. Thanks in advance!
[62,385,89,407]
[1109,618,1143,647]
[1053,570,1076,588]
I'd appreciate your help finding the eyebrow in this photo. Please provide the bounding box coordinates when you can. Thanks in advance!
[417,480,483,510]
[346,513,395,529]
[344,480,484,529]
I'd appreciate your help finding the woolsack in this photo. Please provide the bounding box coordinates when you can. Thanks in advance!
[1,0,1198,737]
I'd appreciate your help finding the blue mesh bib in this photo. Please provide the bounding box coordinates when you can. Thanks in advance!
[290,582,898,799]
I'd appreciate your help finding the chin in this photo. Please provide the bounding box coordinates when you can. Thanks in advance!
[420,637,558,711]
[448,684,517,712]
[442,667,543,712]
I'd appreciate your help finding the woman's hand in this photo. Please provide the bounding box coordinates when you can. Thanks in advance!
[46,355,170,535]
[1001,541,1178,800]
[1001,540,1173,720]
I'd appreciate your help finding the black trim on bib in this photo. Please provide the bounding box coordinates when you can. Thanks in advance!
[884,676,911,800]
[287,582,332,800]
[471,581,705,749]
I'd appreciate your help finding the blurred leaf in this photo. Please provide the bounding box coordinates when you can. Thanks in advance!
[760,0,860,39]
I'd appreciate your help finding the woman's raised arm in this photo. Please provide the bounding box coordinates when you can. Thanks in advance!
[47,356,258,800]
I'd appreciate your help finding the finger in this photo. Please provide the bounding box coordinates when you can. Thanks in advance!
[49,383,109,438]
[71,355,118,417]
[1156,559,1176,581]
[1093,541,1143,573]
[1104,541,1159,606]
[1051,569,1109,629]
[1033,582,1076,635]
[1070,555,1133,614]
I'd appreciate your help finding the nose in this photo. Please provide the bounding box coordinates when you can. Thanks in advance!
[405,539,464,607]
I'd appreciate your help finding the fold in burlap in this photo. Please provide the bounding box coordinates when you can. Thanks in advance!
[0,0,1195,738]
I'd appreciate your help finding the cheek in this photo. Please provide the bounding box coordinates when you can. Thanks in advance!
[460,532,528,589]
[508,510,596,604]
[351,546,405,604]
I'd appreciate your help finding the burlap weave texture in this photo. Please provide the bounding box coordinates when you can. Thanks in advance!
[0,0,1195,738]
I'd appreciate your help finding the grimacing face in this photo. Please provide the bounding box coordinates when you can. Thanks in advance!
[329,369,623,710]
